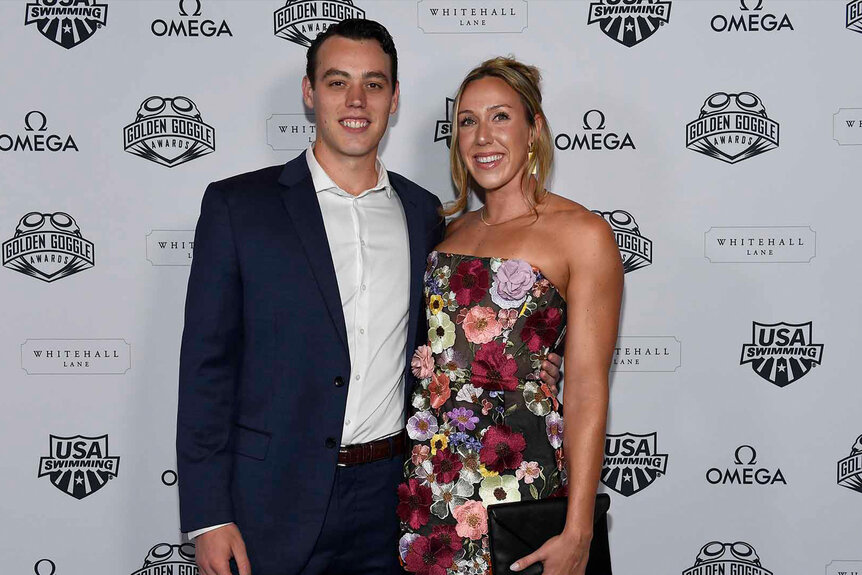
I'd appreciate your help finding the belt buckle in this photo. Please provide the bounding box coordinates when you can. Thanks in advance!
[336,446,350,467]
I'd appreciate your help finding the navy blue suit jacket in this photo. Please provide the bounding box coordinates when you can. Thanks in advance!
[176,152,444,574]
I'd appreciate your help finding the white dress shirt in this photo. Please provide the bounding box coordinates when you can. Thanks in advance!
[187,148,411,539]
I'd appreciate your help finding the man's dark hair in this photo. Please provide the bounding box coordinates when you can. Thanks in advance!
[305,18,398,89]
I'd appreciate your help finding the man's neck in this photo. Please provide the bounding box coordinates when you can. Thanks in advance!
[312,144,380,196]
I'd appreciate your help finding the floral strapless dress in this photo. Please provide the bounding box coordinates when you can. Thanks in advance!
[398,251,568,575]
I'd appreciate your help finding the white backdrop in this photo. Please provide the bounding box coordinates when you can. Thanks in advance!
[1,1,861,575]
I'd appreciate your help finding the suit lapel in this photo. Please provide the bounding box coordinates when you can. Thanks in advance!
[392,176,427,377]
[278,155,350,359]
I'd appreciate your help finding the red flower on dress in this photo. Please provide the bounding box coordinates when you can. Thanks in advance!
[450,259,490,306]
[431,524,463,554]
[521,307,563,352]
[397,479,433,530]
[431,448,463,484]
[404,534,455,575]
[479,425,527,473]
[471,341,519,391]
[428,372,451,409]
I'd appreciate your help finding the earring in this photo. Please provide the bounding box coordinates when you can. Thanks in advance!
[527,142,537,175]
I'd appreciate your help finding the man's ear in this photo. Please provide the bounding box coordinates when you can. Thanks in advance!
[390,81,400,115]
[302,76,314,110]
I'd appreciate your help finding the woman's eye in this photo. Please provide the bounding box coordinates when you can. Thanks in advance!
[459,117,475,126]
[494,112,510,121]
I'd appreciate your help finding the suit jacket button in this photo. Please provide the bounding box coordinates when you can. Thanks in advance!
[325,437,337,449]
[334,376,345,388]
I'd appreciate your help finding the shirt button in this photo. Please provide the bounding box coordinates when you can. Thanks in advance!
[334,376,345,387]
[325,437,337,449]
[360,240,366,247]
[359,328,365,335]
[361,284,367,292]
[345,419,352,426]
[355,374,361,381]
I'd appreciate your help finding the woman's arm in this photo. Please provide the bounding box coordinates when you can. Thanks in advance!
[511,212,623,575]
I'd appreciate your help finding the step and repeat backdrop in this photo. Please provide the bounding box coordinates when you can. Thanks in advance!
[1,1,861,574]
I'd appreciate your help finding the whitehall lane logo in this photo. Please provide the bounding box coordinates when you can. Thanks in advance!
[682,542,773,575]
[740,322,823,387]
[2,212,95,283]
[706,445,786,486]
[704,226,816,263]
[146,230,194,266]
[587,0,671,47]
[849,1,862,33]
[38,435,119,499]
[124,96,215,167]
[612,336,681,372]
[274,0,366,47]
[25,0,108,49]
[834,108,862,145]
[686,91,780,164]
[131,544,198,575]
[434,98,455,148]
[711,0,794,33]
[266,113,317,150]
[555,109,636,151]
[826,560,862,575]
[0,111,78,153]
[21,339,131,375]
[601,432,668,497]
[837,434,862,494]
[417,1,528,34]
[591,210,652,273]
[151,0,233,38]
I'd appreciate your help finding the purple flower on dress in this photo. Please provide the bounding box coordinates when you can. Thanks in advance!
[490,259,535,309]
[407,411,439,441]
[447,407,480,432]
[545,411,564,449]
[399,532,420,562]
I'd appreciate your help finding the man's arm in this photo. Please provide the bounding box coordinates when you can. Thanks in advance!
[176,183,243,532]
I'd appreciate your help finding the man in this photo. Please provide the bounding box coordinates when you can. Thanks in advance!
[176,19,561,575]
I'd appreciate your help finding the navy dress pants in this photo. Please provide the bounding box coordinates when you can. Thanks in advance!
[298,455,404,575]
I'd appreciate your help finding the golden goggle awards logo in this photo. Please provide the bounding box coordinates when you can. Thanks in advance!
[837,434,862,494]
[124,96,215,168]
[2,212,94,283]
[274,0,365,47]
[591,210,652,274]
[587,0,671,47]
[131,544,197,575]
[25,0,108,49]
[686,91,780,164]
[848,0,862,33]
[683,542,772,575]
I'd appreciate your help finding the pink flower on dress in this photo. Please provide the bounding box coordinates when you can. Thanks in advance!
[497,309,519,330]
[411,445,431,466]
[515,461,542,484]
[462,306,502,344]
[452,500,488,540]
[411,345,434,379]
[428,372,452,409]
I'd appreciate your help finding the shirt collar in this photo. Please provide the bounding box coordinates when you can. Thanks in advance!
[305,146,392,199]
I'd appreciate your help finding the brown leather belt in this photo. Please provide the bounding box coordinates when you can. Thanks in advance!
[337,430,406,467]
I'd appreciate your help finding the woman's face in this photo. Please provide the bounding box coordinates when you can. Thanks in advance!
[456,76,535,194]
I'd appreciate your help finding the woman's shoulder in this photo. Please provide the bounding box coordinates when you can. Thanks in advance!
[444,209,480,237]
[540,193,618,259]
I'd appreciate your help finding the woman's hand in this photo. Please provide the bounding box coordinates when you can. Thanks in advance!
[540,352,563,396]
[510,529,591,575]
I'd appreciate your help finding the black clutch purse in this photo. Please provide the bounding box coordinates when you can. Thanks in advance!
[487,493,611,575]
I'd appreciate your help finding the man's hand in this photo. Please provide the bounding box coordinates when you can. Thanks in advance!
[195,524,251,575]
[540,352,564,396]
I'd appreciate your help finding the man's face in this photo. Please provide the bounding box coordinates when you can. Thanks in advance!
[303,36,399,162]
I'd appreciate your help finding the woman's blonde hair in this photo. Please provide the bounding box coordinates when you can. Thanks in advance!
[444,56,553,217]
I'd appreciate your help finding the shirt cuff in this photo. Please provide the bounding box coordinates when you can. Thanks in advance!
[187,522,233,540]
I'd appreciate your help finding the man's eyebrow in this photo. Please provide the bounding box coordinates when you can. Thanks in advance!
[363,71,390,82]
[321,68,350,79]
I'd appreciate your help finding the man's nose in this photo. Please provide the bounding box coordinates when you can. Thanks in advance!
[346,84,366,108]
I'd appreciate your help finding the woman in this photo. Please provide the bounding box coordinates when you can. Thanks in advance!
[397,57,623,575]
